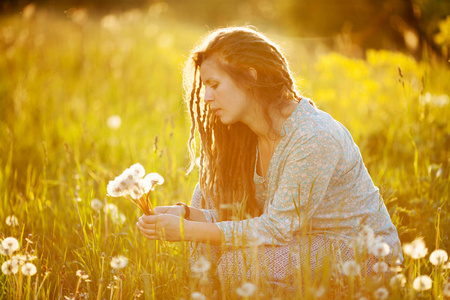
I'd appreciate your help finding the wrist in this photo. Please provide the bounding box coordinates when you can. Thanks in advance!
[175,202,190,220]
[184,220,194,242]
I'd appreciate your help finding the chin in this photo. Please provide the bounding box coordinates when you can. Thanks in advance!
[219,117,235,125]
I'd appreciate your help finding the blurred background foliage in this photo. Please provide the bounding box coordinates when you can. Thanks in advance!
[0,0,449,254]
[0,1,449,298]
[2,0,450,59]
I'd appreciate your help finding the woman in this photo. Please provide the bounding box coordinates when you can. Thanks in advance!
[136,26,403,291]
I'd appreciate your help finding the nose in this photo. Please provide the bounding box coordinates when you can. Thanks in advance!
[204,86,214,103]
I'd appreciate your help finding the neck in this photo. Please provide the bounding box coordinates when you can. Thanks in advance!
[244,100,298,143]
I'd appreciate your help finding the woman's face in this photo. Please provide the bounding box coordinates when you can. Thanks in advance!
[200,59,252,126]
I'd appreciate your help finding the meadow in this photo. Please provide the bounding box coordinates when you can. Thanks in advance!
[0,6,449,299]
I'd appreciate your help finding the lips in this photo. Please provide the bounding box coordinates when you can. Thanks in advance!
[212,108,221,115]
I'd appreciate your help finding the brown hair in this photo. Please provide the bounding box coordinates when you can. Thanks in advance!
[184,26,306,221]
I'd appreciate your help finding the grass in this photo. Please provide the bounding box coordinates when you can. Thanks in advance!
[0,6,449,299]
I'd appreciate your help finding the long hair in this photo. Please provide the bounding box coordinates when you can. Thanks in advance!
[183,26,306,221]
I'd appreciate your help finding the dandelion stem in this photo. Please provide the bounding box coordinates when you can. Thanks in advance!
[16,267,24,300]
[145,192,154,214]
[435,206,441,250]
[26,276,31,300]
[97,254,105,300]
[74,277,81,299]
[115,277,121,300]
[349,276,354,299]
[33,272,39,300]
[36,272,50,300]
[120,278,123,300]
[97,279,103,300]
[109,283,114,300]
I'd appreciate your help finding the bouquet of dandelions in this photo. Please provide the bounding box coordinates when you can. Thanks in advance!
[107,163,164,215]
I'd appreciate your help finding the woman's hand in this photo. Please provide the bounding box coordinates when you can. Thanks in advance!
[136,213,189,242]
[153,205,185,217]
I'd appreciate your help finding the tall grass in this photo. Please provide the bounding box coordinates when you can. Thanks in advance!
[0,6,449,299]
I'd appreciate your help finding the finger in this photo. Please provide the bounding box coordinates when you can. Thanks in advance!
[137,223,157,236]
[154,206,169,214]
[140,215,158,225]
[137,217,159,231]
[137,218,152,229]
[137,223,165,241]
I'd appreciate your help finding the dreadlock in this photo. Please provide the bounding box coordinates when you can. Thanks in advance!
[183,26,312,221]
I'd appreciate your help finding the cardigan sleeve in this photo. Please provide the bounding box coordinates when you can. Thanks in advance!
[190,182,219,223]
[215,132,342,246]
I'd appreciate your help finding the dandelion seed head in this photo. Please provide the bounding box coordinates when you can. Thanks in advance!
[2,237,19,253]
[90,198,103,211]
[443,283,450,297]
[190,292,206,300]
[129,163,145,178]
[104,203,118,214]
[353,226,379,252]
[116,173,135,193]
[144,172,164,187]
[110,255,128,269]
[22,262,37,276]
[191,256,211,274]
[372,261,389,273]
[371,242,390,258]
[429,249,448,266]
[107,181,123,197]
[403,238,428,259]
[1,259,19,275]
[373,287,389,300]
[138,178,152,194]
[390,265,403,273]
[0,244,14,256]
[26,254,37,262]
[313,285,326,298]
[107,115,122,129]
[111,213,127,225]
[105,204,125,224]
[390,274,406,288]
[122,169,138,183]
[76,269,90,280]
[359,225,375,241]
[6,215,18,227]
[412,275,432,291]
[13,254,27,265]
[342,260,361,277]
[236,282,257,297]
[129,187,144,200]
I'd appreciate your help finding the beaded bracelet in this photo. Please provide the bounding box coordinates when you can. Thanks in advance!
[175,202,190,220]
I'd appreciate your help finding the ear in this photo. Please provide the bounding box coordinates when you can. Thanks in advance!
[248,67,257,81]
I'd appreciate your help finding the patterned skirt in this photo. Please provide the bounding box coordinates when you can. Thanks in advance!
[189,198,376,295]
